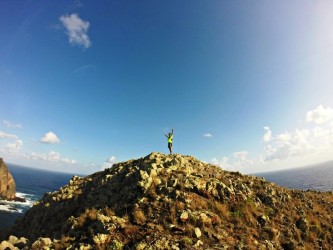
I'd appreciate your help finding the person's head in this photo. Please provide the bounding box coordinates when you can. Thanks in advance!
[168,133,171,136]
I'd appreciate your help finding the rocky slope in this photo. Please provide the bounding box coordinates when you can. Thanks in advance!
[0,158,16,200]
[1,152,333,249]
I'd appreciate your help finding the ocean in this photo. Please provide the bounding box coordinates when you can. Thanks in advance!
[0,164,75,230]
[1,161,332,231]
[255,161,333,192]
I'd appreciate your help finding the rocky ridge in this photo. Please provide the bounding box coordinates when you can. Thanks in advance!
[1,152,333,249]
[0,157,16,200]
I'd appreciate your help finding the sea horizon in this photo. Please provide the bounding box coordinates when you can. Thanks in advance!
[4,161,84,176]
[254,160,333,192]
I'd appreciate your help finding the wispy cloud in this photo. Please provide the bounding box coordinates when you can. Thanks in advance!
[59,13,91,49]
[30,151,76,165]
[0,131,18,140]
[74,64,96,74]
[40,132,60,144]
[0,130,22,156]
[3,120,22,129]
[203,133,213,138]
[6,140,23,153]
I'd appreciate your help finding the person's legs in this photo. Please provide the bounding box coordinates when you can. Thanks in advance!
[168,143,172,154]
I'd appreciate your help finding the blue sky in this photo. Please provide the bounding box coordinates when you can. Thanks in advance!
[1,1,333,174]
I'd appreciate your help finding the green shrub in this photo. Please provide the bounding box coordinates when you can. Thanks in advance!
[107,240,123,250]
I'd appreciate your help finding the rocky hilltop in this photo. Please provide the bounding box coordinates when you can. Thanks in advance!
[0,158,16,200]
[1,152,333,249]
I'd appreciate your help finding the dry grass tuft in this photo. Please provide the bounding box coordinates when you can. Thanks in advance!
[185,224,195,238]
[76,208,98,227]
[187,193,209,210]
[102,207,115,217]
[210,201,229,218]
[175,201,185,211]
[123,225,140,235]
[54,235,74,250]
[147,182,158,199]
[133,208,146,225]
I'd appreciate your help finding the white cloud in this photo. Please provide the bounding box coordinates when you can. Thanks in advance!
[203,133,213,138]
[0,131,23,158]
[3,120,22,129]
[62,158,77,164]
[212,105,333,173]
[102,156,116,169]
[232,151,248,160]
[263,126,272,142]
[275,131,292,145]
[30,151,76,165]
[312,126,329,139]
[0,131,18,140]
[232,151,254,168]
[217,156,231,170]
[40,132,60,144]
[262,127,324,162]
[59,13,91,49]
[48,151,60,161]
[306,105,333,124]
[257,106,333,172]
[0,131,76,170]
[211,153,254,172]
[220,156,229,166]
[6,140,23,153]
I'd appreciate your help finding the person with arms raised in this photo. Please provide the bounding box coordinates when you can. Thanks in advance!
[165,128,174,155]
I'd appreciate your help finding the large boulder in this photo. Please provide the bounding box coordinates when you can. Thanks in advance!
[0,158,16,200]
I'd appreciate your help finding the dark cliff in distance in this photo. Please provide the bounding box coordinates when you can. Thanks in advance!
[0,158,16,201]
[1,152,333,249]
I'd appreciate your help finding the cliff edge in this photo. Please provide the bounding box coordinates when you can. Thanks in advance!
[0,158,16,201]
[1,152,333,249]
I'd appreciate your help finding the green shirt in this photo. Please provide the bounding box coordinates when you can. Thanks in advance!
[168,134,173,143]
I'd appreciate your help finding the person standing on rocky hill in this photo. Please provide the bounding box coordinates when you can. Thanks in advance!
[165,128,174,154]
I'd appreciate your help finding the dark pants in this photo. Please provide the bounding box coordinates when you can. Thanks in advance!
[168,142,172,153]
